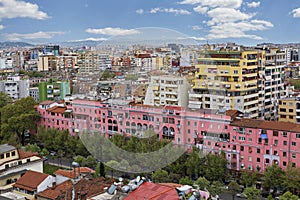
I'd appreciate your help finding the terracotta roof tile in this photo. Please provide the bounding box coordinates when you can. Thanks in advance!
[36,180,73,200]
[39,100,55,105]
[54,167,95,179]
[13,170,49,192]
[230,118,300,132]
[47,106,67,114]
[125,182,179,200]
[18,149,41,159]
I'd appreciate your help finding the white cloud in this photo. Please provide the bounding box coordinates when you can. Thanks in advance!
[3,31,64,41]
[292,8,300,18]
[188,36,206,41]
[85,27,140,36]
[207,8,254,25]
[179,0,242,9]
[193,6,208,14]
[149,7,191,15]
[68,38,108,42]
[136,9,144,14]
[0,0,49,20]
[0,24,4,30]
[246,1,260,8]
[192,25,202,30]
[178,0,202,5]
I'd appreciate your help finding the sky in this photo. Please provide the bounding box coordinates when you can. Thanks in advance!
[1,0,300,45]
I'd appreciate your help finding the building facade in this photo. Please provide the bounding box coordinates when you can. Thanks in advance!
[144,76,190,107]
[36,98,300,173]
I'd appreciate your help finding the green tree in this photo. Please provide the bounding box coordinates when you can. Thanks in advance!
[40,148,49,157]
[1,97,40,145]
[209,181,224,197]
[84,155,97,168]
[263,164,284,191]
[25,143,41,153]
[228,181,240,200]
[195,177,210,190]
[243,187,261,200]
[281,164,300,194]
[74,155,85,166]
[152,169,169,183]
[267,194,273,200]
[179,176,193,185]
[240,170,257,187]
[186,148,202,179]
[0,92,12,108]
[278,191,299,200]
[204,153,227,181]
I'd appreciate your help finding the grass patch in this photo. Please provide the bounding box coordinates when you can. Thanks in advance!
[44,163,60,175]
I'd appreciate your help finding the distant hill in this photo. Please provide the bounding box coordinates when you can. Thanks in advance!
[0,42,34,48]
[59,40,105,48]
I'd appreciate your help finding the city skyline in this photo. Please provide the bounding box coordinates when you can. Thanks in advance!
[1,0,300,45]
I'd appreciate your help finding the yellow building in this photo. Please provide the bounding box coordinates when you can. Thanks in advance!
[189,50,265,119]
[278,98,297,123]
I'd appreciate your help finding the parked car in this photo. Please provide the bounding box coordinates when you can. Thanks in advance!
[236,193,247,199]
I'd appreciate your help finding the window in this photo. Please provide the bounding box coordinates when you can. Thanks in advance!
[0,154,4,159]
[292,142,297,146]
[257,157,260,162]
[11,151,15,157]
[283,152,287,157]
[240,146,244,151]
[6,153,10,158]
[188,121,190,126]
[283,141,287,145]
[296,133,300,138]
[188,129,190,134]
[283,161,287,166]
[194,122,197,126]
[248,156,252,162]
[273,131,278,137]
[282,132,287,137]
[292,153,296,159]
[266,149,270,154]
[257,149,260,154]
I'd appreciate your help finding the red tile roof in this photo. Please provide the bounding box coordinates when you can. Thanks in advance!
[230,118,300,132]
[54,169,77,179]
[36,180,73,200]
[38,177,113,200]
[18,149,41,159]
[125,182,179,200]
[13,170,49,192]
[39,100,55,105]
[54,167,95,179]
[47,106,67,114]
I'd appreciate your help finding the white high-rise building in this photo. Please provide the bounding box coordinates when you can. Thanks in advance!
[144,75,190,107]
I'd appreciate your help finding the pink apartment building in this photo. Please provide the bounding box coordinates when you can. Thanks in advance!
[36,99,300,172]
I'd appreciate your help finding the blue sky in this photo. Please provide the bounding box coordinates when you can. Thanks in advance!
[1,0,300,45]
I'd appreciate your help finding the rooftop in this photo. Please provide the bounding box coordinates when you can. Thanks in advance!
[124,182,179,200]
[13,170,50,192]
[230,118,300,132]
[0,144,16,155]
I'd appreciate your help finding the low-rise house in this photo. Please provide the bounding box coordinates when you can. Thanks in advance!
[13,170,54,200]
[0,144,43,193]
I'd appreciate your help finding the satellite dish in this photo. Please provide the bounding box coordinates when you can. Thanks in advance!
[136,176,141,183]
[119,177,123,182]
[72,161,79,167]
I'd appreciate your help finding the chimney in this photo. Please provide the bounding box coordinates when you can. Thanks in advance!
[52,182,56,189]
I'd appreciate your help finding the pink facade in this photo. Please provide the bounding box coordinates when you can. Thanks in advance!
[36,99,300,172]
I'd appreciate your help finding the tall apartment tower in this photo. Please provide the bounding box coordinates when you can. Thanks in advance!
[144,75,190,107]
[189,50,265,119]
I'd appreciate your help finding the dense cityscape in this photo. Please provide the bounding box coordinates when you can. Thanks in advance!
[0,40,299,200]
[2,0,300,199]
